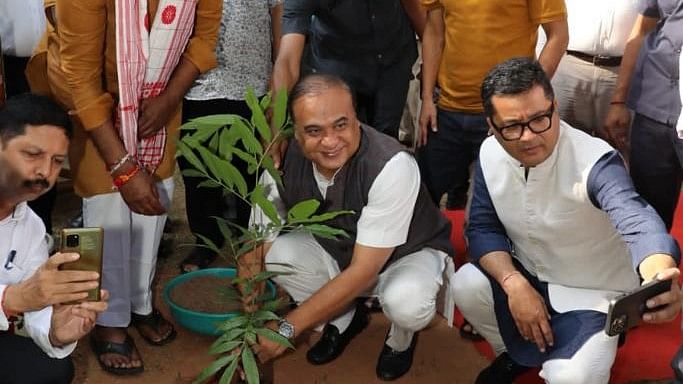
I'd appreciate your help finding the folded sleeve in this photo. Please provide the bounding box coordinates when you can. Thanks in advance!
[55,0,114,131]
[421,0,443,12]
[529,0,568,25]
[355,152,420,248]
[182,0,222,74]
[637,0,661,18]
[23,306,77,359]
[281,0,316,36]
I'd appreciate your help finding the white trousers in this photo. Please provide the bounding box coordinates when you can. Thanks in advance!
[453,263,619,384]
[265,231,449,351]
[83,178,174,327]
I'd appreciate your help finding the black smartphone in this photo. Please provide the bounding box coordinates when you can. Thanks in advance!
[604,278,673,336]
[58,227,104,302]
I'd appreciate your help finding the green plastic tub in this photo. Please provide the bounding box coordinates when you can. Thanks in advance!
[163,267,276,336]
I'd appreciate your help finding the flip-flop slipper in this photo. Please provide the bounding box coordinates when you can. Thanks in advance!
[459,320,484,341]
[131,309,177,346]
[90,333,144,375]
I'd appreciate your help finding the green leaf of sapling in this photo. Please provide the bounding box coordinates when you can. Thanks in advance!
[241,345,260,384]
[287,200,320,222]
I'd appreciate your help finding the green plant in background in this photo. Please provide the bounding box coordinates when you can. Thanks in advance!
[176,89,352,384]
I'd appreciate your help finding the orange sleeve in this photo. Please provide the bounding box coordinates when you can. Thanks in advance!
[421,0,443,12]
[182,0,222,74]
[529,0,567,25]
[55,0,114,131]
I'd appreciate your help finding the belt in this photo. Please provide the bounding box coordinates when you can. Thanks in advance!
[566,50,622,67]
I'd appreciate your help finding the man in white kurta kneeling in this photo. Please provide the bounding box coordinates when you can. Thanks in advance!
[455,58,682,384]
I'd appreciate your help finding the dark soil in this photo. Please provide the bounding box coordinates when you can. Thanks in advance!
[169,276,241,313]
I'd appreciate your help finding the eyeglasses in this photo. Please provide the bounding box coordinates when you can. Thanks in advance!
[490,103,555,141]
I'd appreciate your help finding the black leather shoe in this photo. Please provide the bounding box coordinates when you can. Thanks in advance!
[476,352,530,384]
[306,304,369,365]
[375,331,418,381]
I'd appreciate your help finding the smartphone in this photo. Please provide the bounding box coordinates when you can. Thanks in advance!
[58,227,104,302]
[604,278,673,336]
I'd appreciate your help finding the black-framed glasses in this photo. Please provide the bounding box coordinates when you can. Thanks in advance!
[490,103,555,141]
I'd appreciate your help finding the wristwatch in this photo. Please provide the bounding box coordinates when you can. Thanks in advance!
[277,319,295,340]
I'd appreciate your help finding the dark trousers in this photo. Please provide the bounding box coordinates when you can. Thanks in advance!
[3,54,57,233]
[179,98,254,251]
[2,55,30,96]
[0,332,74,384]
[354,59,413,139]
[629,113,683,230]
[417,108,489,205]
[305,54,414,139]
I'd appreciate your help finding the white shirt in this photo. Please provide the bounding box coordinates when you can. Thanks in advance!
[565,0,639,56]
[0,0,46,57]
[251,152,421,248]
[0,203,75,358]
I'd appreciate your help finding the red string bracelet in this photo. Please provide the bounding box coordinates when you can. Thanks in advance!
[113,164,141,188]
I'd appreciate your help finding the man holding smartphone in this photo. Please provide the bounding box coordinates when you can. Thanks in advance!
[453,58,682,384]
[0,94,109,383]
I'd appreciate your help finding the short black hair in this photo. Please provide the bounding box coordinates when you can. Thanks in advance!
[287,73,356,123]
[481,57,554,117]
[0,93,72,145]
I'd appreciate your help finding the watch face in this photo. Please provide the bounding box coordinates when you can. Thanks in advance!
[278,320,295,339]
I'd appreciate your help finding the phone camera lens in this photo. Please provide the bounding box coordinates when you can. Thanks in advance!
[65,234,79,248]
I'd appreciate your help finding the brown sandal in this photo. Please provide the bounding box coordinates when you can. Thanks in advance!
[131,309,177,346]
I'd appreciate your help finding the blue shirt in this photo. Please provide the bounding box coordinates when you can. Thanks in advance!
[467,150,680,270]
[627,0,683,126]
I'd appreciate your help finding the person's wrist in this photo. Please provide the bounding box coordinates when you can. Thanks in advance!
[277,318,295,340]
[48,327,66,348]
[159,88,182,108]
[110,158,137,177]
[501,272,526,294]
[2,285,23,317]
[112,162,142,188]
[108,153,135,174]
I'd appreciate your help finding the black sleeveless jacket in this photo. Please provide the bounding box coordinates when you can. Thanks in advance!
[278,125,454,270]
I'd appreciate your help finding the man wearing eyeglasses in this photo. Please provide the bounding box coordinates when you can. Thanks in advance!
[452,58,682,384]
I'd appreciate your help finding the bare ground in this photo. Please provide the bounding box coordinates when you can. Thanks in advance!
[54,173,488,384]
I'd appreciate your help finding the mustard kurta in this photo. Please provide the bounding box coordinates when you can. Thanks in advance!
[42,0,221,197]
